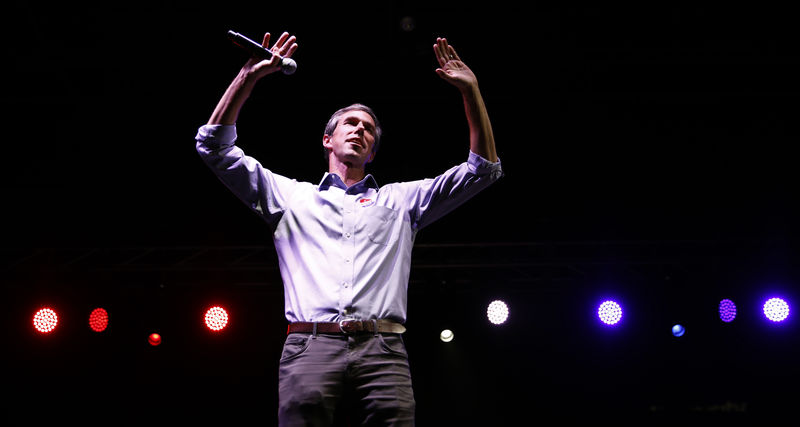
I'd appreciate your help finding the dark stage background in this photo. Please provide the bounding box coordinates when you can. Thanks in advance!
[3,2,799,424]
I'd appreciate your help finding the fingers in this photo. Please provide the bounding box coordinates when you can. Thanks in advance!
[433,37,460,67]
[448,45,460,61]
[249,31,298,75]
[284,36,298,58]
[274,31,290,49]
[434,37,447,67]
[271,31,298,58]
[432,37,477,90]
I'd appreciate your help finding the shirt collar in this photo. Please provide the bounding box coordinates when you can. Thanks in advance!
[318,172,379,192]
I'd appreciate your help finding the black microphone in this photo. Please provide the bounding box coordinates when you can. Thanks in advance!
[227,30,297,75]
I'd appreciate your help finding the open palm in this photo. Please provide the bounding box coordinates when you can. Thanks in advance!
[433,37,478,91]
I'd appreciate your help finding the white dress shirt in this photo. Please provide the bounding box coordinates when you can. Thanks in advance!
[196,124,502,324]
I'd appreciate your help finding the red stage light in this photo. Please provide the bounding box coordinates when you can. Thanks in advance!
[204,306,229,331]
[33,308,58,333]
[88,308,109,332]
[148,333,162,346]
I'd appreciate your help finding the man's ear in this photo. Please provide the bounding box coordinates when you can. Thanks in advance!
[322,134,332,149]
[366,149,377,164]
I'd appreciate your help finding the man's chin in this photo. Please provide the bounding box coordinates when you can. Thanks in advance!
[337,154,369,167]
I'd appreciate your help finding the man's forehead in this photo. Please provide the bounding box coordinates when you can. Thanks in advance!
[341,110,375,124]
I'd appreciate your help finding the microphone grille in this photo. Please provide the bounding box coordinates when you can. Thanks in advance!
[281,58,298,75]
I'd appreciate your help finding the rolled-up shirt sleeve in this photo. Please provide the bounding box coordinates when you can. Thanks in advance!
[195,124,297,226]
[407,151,502,230]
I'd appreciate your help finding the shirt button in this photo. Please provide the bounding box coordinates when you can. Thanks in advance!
[343,282,351,288]
[345,232,352,239]
[345,259,351,263]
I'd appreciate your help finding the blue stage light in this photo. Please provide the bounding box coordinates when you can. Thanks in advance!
[597,300,622,326]
[763,297,790,322]
[719,299,737,323]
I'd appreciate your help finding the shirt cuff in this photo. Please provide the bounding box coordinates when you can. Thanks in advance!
[468,151,502,177]
[196,124,238,148]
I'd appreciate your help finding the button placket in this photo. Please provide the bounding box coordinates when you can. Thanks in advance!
[339,193,357,317]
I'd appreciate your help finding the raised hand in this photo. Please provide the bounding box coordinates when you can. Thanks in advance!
[208,31,298,125]
[433,37,478,92]
[246,31,298,79]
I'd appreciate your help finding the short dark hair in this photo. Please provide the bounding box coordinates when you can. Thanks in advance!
[322,103,382,160]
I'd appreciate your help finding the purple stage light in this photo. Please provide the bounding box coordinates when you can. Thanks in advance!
[597,300,622,326]
[763,297,790,322]
[719,299,737,323]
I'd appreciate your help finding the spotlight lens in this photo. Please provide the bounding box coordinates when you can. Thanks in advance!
[88,308,109,332]
[672,324,686,337]
[763,297,790,322]
[598,300,622,326]
[148,333,162,346]
[719,299,737,323]
[33,308,58,333]
[204,306,229,331]
[487,300,509,325]
[440,329,454,342]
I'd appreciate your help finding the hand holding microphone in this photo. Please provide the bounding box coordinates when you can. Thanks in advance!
[227,30,298,75]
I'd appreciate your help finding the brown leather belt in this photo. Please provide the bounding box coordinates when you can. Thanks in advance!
[287,319,406,335]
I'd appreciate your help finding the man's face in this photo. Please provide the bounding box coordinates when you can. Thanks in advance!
[323,110,377,167]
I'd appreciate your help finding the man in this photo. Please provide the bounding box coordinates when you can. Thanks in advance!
[196,31,501,426]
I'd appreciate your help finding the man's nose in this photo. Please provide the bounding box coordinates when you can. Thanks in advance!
[355,122,366,133]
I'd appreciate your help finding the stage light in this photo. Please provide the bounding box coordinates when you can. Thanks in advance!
[204,306,229,332]
[148,333,162,346]
[763,297,790,322]
[33,308,58,334]
[719,299,737,323]
[88,308,109,332]
[671,324,686,337]
[597,300,622,326]
[487,300,509,325]
[440,329,454,342]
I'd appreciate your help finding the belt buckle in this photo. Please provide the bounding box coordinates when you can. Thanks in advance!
[338,319,359,334]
